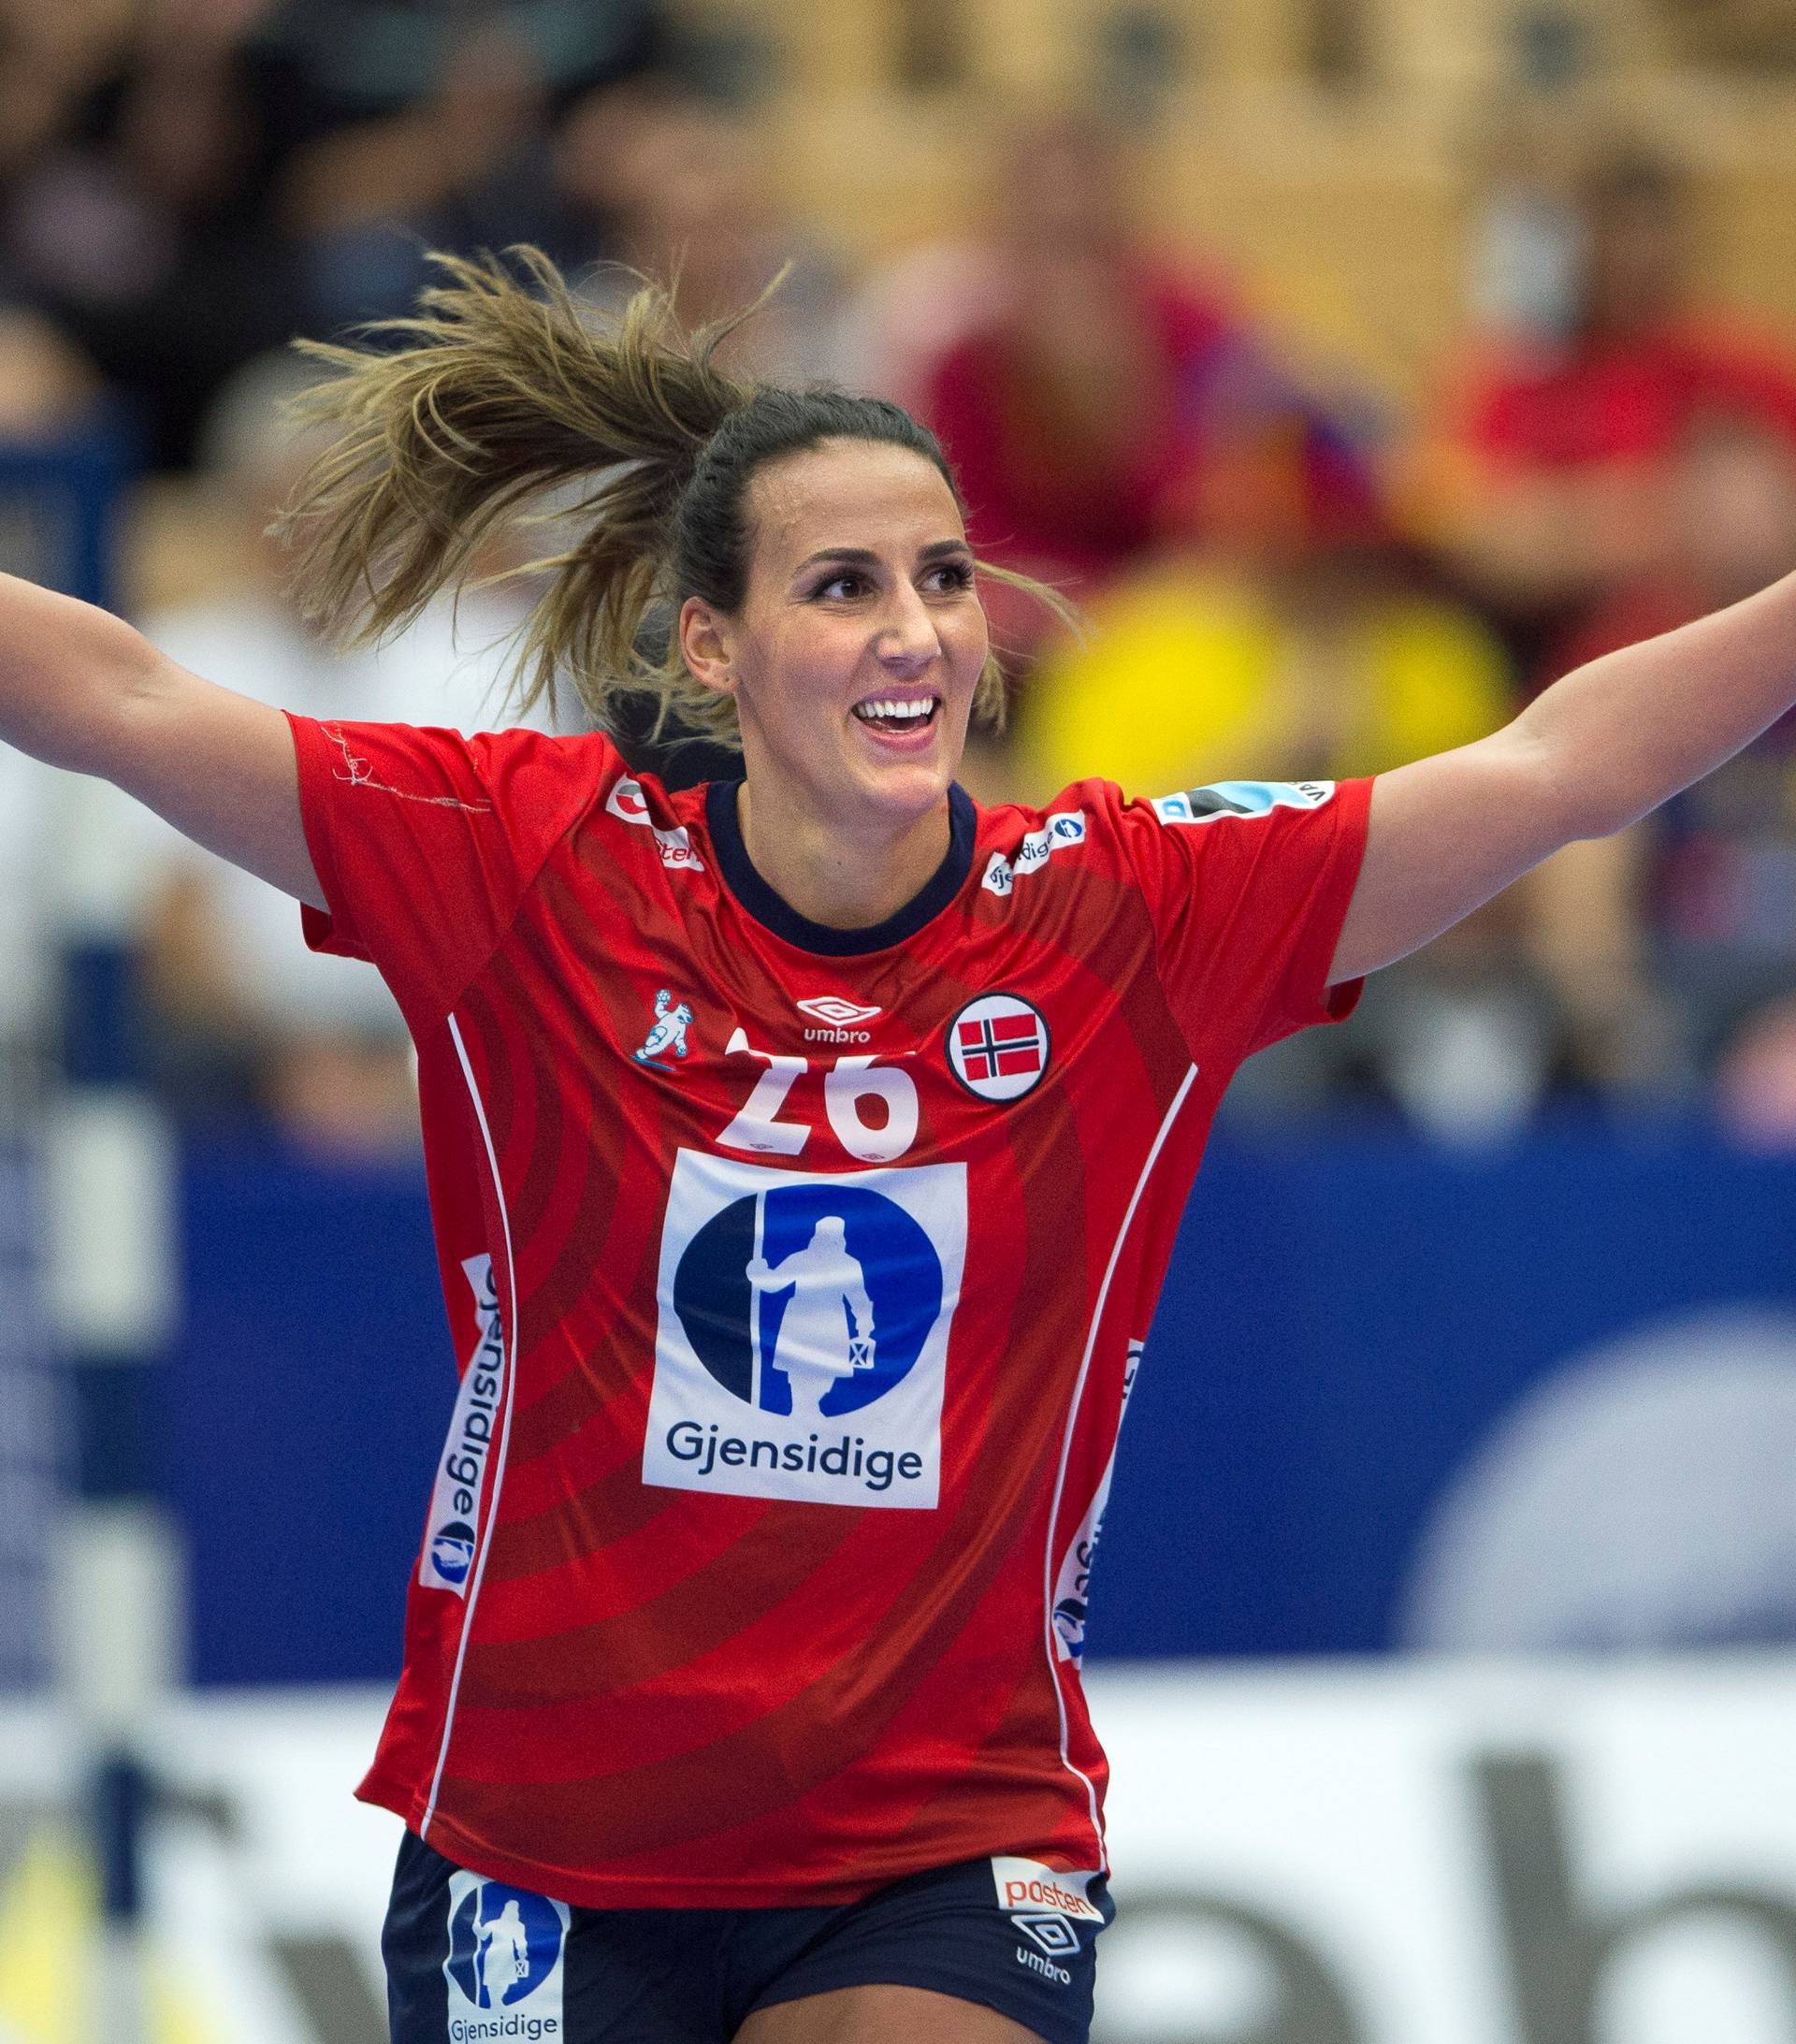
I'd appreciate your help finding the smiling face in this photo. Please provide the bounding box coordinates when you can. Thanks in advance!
[679,437,990,834]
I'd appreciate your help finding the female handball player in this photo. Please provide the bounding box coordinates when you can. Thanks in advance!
[3,251,1793,2043]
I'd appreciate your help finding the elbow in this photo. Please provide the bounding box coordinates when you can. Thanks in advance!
[1513,714,1648,846]
[69,631,175,781]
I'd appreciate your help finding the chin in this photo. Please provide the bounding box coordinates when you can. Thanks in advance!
[848,748,957,819]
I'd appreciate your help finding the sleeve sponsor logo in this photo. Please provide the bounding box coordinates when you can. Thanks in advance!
[605,774,705,871]
[420,1255,505,1596]
[982,809,1087,894]
[1150,780,1335,825]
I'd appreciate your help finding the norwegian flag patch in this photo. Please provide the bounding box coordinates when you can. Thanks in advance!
[946,994,1050,1102]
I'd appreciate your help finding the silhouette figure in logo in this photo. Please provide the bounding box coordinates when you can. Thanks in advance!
[478,1895,531,2006]
[746,1214,875,1417]
[632,989,693,1071]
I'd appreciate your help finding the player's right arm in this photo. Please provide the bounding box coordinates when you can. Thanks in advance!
[0,573,323,907]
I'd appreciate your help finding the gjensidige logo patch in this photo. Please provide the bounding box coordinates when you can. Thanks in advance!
[420,1255,505,1596]
[981,808,1087,896]
[643,1150,966,1509]
[443,1872,569,2041]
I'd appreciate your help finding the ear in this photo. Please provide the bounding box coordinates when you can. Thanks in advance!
[678,597,738,699]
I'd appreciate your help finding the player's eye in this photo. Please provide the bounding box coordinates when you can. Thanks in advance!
[922,559,976,594]
[808,571,871,601]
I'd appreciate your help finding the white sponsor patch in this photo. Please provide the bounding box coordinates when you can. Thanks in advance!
[1050,1339,1144,1663]
[1150,780,1334,825]
[443,1871,569,2041]
[991,1856,1106,1923]
[420,1256,505,1596]
[605,773,705,870]
[982,809,1087,895]
[643,1149,964,1509]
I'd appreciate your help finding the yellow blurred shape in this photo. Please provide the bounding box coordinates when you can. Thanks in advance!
[0,1830,218,2044]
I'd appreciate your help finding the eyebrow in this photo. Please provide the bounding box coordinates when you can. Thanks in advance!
[791,540,975,573]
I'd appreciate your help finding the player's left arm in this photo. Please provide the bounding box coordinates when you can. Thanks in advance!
[1328,567,1796,983]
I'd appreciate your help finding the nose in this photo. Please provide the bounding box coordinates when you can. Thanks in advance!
[873,583,941,674]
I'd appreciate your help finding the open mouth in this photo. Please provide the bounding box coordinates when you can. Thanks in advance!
[850,694,942,737]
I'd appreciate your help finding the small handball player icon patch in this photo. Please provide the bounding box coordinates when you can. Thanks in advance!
[947,993,1050,1102]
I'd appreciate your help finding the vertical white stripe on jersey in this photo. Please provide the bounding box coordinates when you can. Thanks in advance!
[424,1013,524,1838]
[1040,1062,1199,1872]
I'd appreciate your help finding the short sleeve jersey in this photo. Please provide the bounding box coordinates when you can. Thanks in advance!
[288,712,1372,1908]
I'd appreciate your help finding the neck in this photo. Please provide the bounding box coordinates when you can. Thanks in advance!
[735,778,952,930]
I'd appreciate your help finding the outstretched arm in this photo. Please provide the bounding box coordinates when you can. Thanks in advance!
[1330,568,1796,983]
[0,573,321,907]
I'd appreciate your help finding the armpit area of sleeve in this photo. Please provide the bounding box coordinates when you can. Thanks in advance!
[284,710,373,963]
[1259,774,1376,1047]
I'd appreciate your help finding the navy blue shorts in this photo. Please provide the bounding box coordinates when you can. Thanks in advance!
[384,1830,1113,2044]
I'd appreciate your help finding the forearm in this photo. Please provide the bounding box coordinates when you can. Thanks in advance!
[1517,567,1796,838]
[0,572,159,776]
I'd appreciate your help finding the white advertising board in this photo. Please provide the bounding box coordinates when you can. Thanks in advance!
[3,1660,1796,2042]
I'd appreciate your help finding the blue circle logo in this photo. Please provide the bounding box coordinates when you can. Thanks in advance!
[445,1883,564,2008]
[673,1184,941,1420]
[429,1522,476,1586]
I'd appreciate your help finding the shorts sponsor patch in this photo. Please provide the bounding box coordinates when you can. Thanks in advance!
[442,1872,569,2041]
[991,1856,1105,1924]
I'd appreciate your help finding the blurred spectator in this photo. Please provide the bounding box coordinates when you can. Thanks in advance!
[1013,531,1541,1139]
[0,0,681,465]
[571,87,855,390]
[1522,413,1796,1118]
[894,110,1376,665]
[284,6,677,336]
[134,352,561,1153]
[1419,140,1796,642]
[1015,544,1509,799]
[0,0,320,469]
[0,310,102,437]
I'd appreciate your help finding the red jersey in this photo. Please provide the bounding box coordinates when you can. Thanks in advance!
[1456,324,1796,472]
[288,712,1371,1908]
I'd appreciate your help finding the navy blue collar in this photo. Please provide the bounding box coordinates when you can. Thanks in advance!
[704,779,978,957]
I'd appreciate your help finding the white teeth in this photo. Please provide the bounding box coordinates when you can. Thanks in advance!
[853,697,937,723]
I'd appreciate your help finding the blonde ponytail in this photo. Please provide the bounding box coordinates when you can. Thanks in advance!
[276,247,756,724]
[276,245,1077,743]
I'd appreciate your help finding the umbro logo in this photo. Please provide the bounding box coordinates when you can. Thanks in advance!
[795,996,881,1045]
[1014,1911,1080,1956]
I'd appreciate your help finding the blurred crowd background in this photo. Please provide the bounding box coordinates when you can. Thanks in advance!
[5,0,1796,1158]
